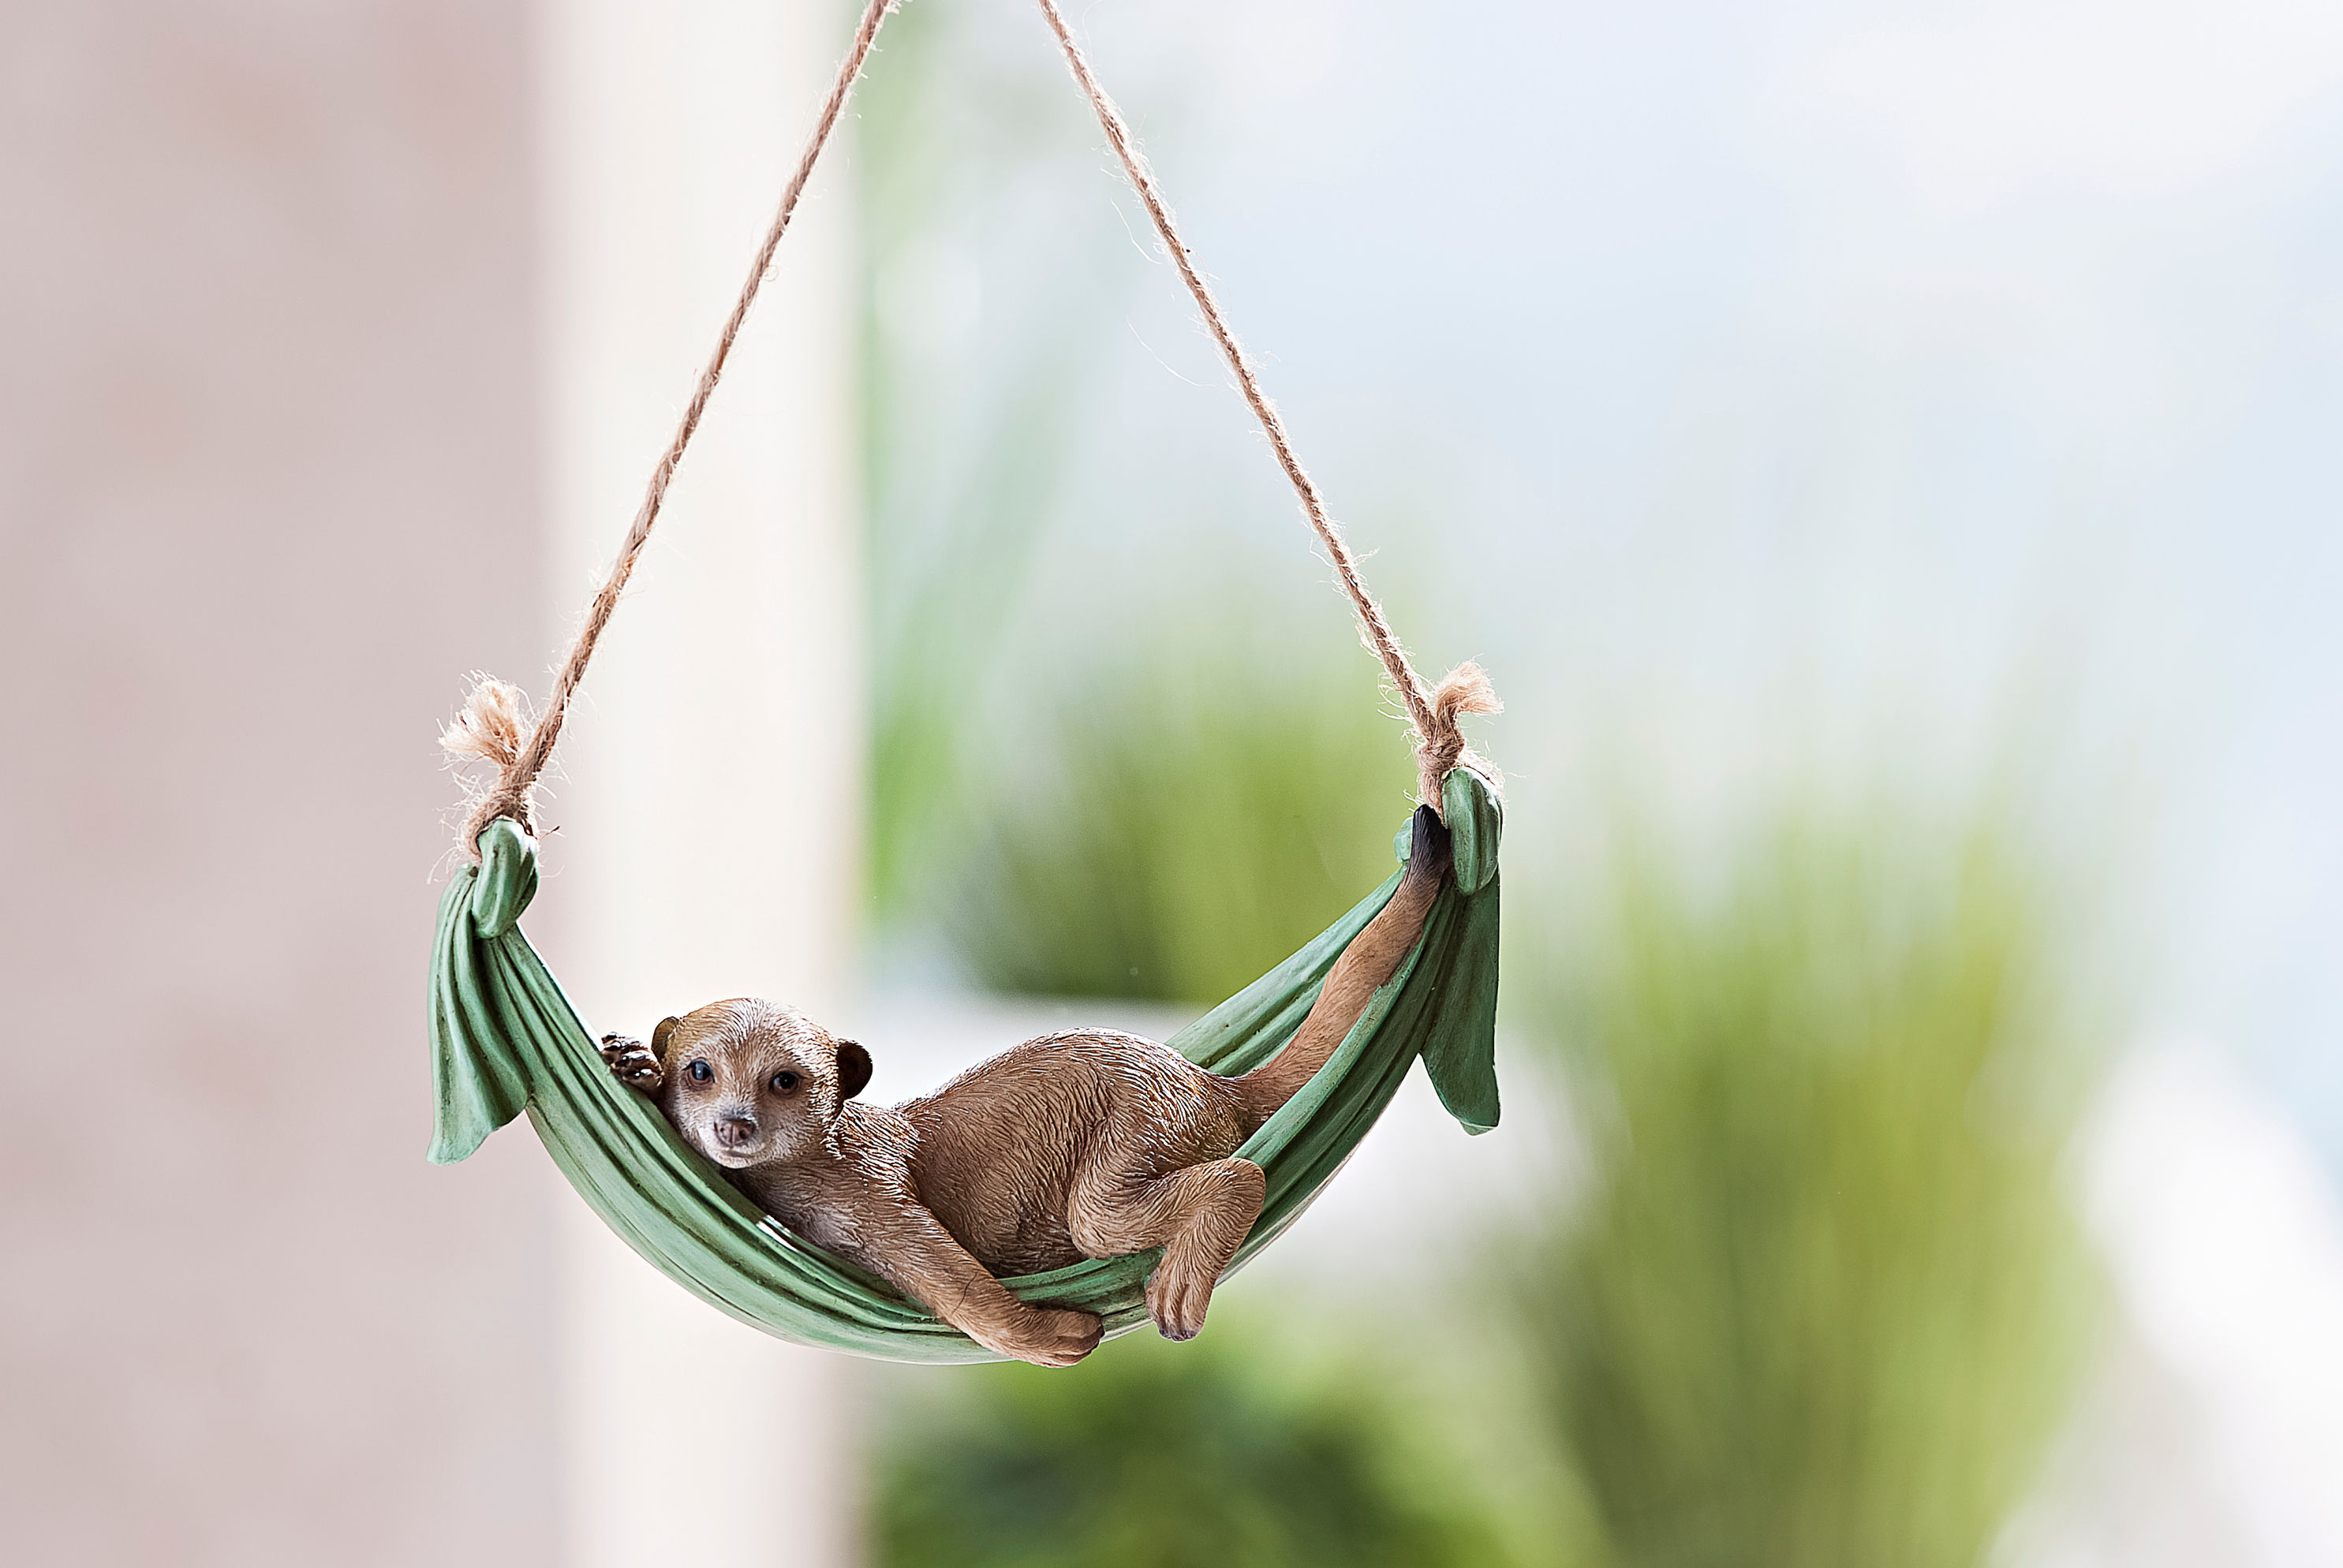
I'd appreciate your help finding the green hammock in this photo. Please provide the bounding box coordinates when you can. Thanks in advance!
[427,765,1500,1365]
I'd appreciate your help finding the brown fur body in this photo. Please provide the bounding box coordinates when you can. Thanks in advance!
[601,808,1451,1367]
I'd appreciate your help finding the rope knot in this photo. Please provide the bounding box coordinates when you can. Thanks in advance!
[443,676,540,859]
[1413,662,1501,814]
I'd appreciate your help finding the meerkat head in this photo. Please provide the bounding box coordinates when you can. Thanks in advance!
[647,997,873,1169]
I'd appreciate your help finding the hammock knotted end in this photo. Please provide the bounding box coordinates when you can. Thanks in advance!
[442,674,542,861]
[1414,663,1501,819]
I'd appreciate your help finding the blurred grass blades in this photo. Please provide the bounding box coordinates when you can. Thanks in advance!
[874,1311,1523,1568]
[945,620,1417,1005]
[1518,813,2103,1568]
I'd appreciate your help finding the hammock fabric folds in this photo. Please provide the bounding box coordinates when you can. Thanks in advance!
[428,767,1501,1364]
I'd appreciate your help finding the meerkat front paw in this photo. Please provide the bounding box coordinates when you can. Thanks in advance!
[987,1305,1103,1368]
[599,1032,663,1091]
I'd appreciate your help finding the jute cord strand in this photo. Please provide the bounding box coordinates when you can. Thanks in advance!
[1030,0,1497,812]
[448,0,1493,854]
[446,0,899,858]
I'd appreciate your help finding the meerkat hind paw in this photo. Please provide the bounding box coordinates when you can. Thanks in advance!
[1410,802,1454,876]
[1145,1261,1216,1342]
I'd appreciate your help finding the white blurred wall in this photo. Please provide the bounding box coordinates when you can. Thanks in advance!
[0,2,555,1562]
[529,1,864,1565]
[0,1,865,1563]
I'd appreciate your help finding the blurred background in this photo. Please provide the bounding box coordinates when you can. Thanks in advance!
[5,0,2341,1564]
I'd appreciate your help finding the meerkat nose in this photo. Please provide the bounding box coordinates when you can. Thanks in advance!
[713,1114,757,1149]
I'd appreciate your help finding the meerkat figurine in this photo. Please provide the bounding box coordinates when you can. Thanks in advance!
[599,806,1452,1367]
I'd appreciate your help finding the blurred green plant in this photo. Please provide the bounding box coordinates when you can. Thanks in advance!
[1517,813,2102,1568]
[857,0,1119,920]
[874,1312,1519,1568]
[944,625,1416,1005]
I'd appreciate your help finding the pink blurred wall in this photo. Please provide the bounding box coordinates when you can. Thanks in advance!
[0,2,559,1561]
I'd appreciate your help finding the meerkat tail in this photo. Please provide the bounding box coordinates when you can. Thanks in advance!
[1234,806,1452,1123]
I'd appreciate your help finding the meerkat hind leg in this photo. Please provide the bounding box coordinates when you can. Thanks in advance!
[1072,1157,1266,1342]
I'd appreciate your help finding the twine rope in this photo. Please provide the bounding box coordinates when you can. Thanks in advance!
[450,0,1493,854]
[1030,0,1493,812]
[450,0,899,856]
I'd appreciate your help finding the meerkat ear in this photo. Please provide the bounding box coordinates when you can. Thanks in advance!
[651,1016,681,1062]
[834,1040,873,1103]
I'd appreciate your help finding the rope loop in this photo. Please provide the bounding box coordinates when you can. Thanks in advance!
[447,0,1497,857]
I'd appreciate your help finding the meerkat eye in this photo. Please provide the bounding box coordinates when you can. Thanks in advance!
[769,1070,801,1094]
[687,1060,712,1083]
